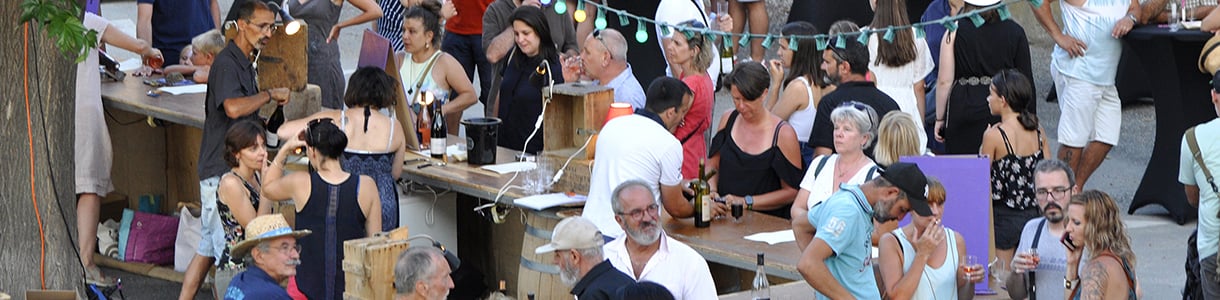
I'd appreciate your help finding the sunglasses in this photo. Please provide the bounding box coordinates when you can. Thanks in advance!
[293,118,334,155]
[839,101,874,127]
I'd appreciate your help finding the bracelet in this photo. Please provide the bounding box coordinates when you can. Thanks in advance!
[936,118,945,122]
[1064,276,1079,289]
[266,90,273,103]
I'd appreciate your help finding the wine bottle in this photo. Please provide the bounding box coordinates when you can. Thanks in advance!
[716,36,735,91]
[265,105,285,148]
[693,159,711,228]
[431,100,447,159]
[752,253,771,300]
[418,101,432,156]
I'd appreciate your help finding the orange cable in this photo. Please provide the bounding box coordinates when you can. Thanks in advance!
[23,22,48,289]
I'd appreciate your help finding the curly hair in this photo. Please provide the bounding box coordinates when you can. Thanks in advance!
[1069,190,1136,267]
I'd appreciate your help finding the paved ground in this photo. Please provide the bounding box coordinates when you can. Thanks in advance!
[95,0,1196,298]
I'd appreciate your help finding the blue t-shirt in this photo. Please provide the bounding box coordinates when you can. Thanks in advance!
[808,185,880,300]
[225,266,291,300]
[137,0,215,64]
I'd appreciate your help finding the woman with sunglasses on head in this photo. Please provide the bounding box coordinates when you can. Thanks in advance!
[264,119,382,299]
[708,62,804,220]
[210,120,276,296]
[934,0,1033,154]
[1063,190,1141,299]
[867,0,935,152]
[494,5,565,154]
[396,0,477,132]
[767,21,834,169]
[980,69,1048,275]
[878,178,984,300]
[278,67,408,232]
[792,102,880,250]
[665,19,715,181]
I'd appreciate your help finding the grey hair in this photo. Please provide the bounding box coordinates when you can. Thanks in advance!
[243,241,273,266]
[394,246,444,295]
[1034,159,1077,187]
[611,180,654,215]
[830,103,880,149]
[598,29,629,61]
[577,245,604,262]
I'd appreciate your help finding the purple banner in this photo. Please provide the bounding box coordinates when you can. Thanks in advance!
[901,155,994,294]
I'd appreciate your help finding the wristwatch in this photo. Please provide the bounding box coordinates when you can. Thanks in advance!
[1064,276,1079,290]
[1127,13,1138,23]
[744,195,754,210]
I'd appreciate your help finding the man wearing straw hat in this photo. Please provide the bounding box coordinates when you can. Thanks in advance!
[223,214,311,299]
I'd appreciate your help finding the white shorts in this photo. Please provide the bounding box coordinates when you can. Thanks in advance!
[197,176,224,257]
[1053,71,1121,147]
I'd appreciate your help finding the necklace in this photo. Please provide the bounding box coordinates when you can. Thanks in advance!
[404,50,438,96]
[835,156,863,180]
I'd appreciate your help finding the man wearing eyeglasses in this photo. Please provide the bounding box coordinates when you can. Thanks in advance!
[603,180,717,300]
[183,1,293,298]
[810,36,900,157]
[1006,159,1079,300]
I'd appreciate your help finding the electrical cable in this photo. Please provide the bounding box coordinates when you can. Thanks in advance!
[23,21,48,290]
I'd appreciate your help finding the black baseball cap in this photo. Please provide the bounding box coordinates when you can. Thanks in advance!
[878,162,933,216]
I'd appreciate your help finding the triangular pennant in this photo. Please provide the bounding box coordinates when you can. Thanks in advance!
[739,33,750,48]
[618,14,630,26]
[882,27,895,43]
[998,5,1012,21]
[788,36,798,51]
[835,34,846,49]
[969,13,985,27]
[856,31,869,46]
[761,34,774,49]
[816,36,828,51]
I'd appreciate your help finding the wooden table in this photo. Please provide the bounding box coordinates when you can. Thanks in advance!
[100,75,206,127]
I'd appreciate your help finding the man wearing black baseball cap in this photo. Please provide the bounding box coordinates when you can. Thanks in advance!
[799,162,933,299]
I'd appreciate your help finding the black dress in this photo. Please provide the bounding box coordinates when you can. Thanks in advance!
[709,111,804,219]
[296,171,368,300]
[787,0,874,34]
[606,0,663,89]
[943,19,1033,154]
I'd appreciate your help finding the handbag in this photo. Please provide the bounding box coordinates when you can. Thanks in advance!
[174,205,202,272]
[117,209,179,265]
[1198,34,1220,75]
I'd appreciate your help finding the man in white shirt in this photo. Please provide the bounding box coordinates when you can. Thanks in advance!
[1006,159,1079,300]
[1179,72,1220,299]
[560,28,646,109]
[583,77,724,238]
[603,180,718,299]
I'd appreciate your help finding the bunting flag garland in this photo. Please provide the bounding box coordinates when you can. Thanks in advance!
[560,0,1039,52]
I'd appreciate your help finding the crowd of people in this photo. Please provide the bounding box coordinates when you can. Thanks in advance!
[73,0,1220,298]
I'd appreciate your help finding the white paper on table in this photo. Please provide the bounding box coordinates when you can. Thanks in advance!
[159,84,208,95]
[480,161,536,174]
[744,229,796,245]
[514,193,587,211]
[119,58,142,72]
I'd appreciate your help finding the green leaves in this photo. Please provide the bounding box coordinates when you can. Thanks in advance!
[21,0,98,63]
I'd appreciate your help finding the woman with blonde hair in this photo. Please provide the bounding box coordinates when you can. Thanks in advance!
[666,19,716,180]
[1063,190,1140,299]
[875,111,925,167]
[879,178,984,300]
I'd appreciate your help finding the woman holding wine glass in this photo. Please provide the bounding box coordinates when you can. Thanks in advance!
[878,178,984,300]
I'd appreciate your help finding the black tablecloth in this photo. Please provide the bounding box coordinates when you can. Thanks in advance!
[1123,26,1213,224]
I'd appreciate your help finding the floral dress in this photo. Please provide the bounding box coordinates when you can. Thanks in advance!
[216,172,261,271]
[990,127,1043,209]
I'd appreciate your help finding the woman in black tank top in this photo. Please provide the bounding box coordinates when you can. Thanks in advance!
[263,118,382,299]
[708,62,804,219]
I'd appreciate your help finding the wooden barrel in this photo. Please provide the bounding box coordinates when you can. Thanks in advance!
[517,208,582,299]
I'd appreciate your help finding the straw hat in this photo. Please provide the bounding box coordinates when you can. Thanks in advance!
[230,214,311,259]
[964,0,1001,6]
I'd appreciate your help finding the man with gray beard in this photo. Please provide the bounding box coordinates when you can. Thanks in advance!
[534,216,633,300]
[602,180,717,299]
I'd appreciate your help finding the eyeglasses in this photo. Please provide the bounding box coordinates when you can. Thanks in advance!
[245,19,279,33]
[616,203,659,219]
[1035,186,1072,200]
[273,243,301,254]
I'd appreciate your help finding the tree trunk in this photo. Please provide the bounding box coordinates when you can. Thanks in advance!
[0,2,87,295]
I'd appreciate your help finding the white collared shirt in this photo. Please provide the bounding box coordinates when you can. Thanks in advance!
[603,232,718,300]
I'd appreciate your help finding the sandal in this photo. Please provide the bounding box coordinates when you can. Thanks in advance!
[85,266,116,287]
